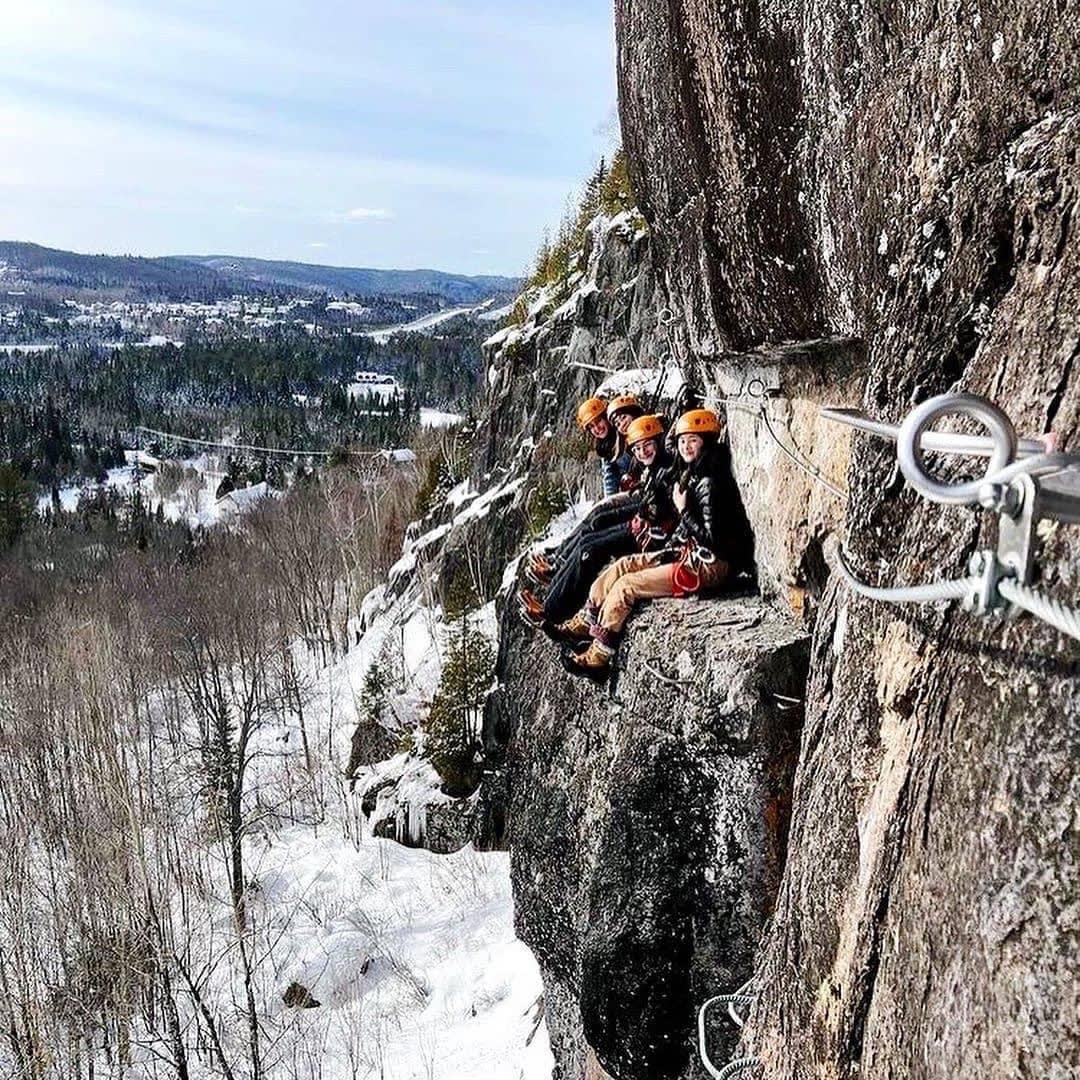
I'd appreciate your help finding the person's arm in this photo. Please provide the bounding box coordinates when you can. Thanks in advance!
[600,457,620,497]
[676,475,716,551]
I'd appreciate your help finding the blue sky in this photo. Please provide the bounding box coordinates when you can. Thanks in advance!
[0,1,617,275]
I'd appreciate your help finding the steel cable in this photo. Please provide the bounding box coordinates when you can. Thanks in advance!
[832,547,976,605]
[699,988,758,1078]
[712,1057,760,1079]
[997,579,1080,642]
[706,394,847,499]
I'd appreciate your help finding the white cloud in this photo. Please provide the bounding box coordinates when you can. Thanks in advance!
[308,241,329,249]
[344,207,393,221]
[234,204,263,215]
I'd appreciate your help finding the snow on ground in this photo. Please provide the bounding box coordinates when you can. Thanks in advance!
[238,829,551,1080]
[597,364,686,404]
[234,578,554,1079]
[36,462,138,513]
[478,300,515,322]
[420,407,464,428]
[500,491,595,596]
[363,302,490,344]
[348,372,403,403]
[454,475,526,526]
[37,454,277,530]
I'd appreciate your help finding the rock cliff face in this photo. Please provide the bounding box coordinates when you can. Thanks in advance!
[612,2,1079,1077]
[488,596,808,1080]
[353,7,1077,1074]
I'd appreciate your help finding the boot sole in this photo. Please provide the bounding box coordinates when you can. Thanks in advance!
[559,647,610,682]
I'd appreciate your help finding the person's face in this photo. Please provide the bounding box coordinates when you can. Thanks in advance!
[588,416,610,439]
[613,410,634,434]
[631,438,658,465]
[678,433,705,462]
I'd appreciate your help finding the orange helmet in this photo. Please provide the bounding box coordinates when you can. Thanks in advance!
[625,414,665,447]
[674,408,721,437]
[606,393,641,419]
[576,397,607,429]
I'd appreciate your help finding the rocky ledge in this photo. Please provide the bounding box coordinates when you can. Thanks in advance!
[483,592,809,1079]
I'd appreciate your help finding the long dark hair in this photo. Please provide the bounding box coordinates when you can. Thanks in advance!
[596,427,619,462]
[677,431,720,486]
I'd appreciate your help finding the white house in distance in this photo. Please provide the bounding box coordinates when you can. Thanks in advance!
[346,371,403,403]
[346,369,464,429]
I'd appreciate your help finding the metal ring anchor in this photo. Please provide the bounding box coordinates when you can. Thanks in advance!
[897,393,1017,505]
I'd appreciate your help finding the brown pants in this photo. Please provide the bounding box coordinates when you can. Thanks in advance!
[588,551,730,635]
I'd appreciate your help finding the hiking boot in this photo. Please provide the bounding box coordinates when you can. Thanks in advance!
[525,561,553,589]
[517,588,545,628]
[561,641,613,682]
[552,610,592,643]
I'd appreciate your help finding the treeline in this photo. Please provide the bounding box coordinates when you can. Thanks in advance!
[0,318,484,490]
[526,147,636,295]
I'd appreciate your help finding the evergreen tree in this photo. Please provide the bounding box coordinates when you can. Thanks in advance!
[0,464,33,551]
[423,620,494,797]
[359,662,389,730]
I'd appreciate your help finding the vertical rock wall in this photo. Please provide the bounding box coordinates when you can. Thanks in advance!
[615,1,1079,1076]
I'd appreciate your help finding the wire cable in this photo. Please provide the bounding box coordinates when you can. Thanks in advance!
[831,547,976,605]
[759,407,847,499]
[998,579,1080,642]
[134,425,383,459]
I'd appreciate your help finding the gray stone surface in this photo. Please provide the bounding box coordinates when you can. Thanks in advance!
[615,2,1080,1076]
[484,595,808,1079]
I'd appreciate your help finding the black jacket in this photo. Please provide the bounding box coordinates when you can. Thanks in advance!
[636,444,678,530]
[597,430,636,496]
[669,440,754,570]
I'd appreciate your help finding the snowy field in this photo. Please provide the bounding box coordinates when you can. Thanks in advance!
[178,577,553,1079]
[35,454,273,529]
[219,830,551,1080]
[420,406,464,428]
[362,299,498,344]
[0,521,554,1078]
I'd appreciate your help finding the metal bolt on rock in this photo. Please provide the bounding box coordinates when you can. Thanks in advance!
[821,392,1080,641]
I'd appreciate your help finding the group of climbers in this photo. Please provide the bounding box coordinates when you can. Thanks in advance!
[518,390,754,680]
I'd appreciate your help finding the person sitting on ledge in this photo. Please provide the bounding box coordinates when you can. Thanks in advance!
[519,413,679,635]
[561,407,755,680]
[525,393,645,589]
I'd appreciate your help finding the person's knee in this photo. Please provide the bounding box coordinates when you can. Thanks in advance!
[609,576,640,608]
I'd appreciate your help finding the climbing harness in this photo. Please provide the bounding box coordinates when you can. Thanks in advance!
[698,980,761,1080]
[672,542,716,596]
[823,392,1080,642]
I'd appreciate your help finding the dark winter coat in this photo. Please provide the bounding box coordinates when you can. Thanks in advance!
[633,444,679,544]
[596,430,634,497]
[668,440,754,571]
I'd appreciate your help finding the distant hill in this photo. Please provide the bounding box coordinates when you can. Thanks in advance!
[0,242,520,302]
[180,255,519,303]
